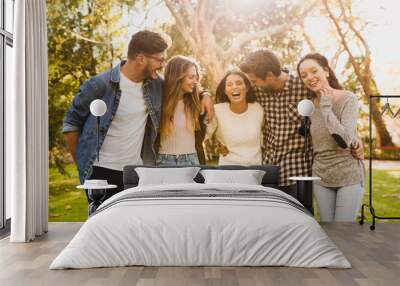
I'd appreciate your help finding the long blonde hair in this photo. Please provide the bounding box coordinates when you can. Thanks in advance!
[161,55,201,138]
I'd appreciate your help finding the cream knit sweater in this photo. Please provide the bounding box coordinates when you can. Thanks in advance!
[206,102,264,166]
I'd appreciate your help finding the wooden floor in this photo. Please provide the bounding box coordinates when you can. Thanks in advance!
[0,222,399,286]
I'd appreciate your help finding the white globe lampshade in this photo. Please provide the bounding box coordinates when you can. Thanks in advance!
[90,99,107,117]
[297,99,315,117]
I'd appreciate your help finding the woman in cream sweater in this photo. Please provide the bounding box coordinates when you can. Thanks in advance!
[297,53,364,222]
[206,70,264,166]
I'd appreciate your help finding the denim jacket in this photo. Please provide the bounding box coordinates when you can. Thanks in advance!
[63,61,162,183]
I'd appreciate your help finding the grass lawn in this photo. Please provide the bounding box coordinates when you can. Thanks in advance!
[49,164,86,222]
[364,169,400,220]
[49,164,400,222]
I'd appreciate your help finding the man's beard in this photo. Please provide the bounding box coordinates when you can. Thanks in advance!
[263,86,275,93]
[143,64,155,80]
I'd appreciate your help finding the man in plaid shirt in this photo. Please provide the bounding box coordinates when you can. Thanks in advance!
[239,50,311,194]
[239,50,363,211]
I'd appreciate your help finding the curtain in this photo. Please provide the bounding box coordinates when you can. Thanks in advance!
[9,0,49,242]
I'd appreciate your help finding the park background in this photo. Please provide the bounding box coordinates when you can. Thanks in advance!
[46,0,400,221]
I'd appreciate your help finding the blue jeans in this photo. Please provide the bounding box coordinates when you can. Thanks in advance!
[157,153,200,166]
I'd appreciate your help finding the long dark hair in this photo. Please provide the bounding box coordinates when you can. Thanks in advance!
[216,69,256,103]
[297,53,343,90]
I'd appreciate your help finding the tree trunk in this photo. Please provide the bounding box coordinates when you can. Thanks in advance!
[323,0,394,147]
[369,99,393,147]
[359,69,394,147]
[87,0,97,76]
[164,0,314,91]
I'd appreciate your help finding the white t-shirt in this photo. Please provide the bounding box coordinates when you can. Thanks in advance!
[205,102,264,165]
[93,73,148,171]
[159,100,196,155]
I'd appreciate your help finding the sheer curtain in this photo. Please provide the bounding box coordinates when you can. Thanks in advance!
[8,0,48,242]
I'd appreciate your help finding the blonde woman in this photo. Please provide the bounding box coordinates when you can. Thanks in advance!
[157,55,206,166]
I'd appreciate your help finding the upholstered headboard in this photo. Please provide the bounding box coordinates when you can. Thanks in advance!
[123,165,280,189]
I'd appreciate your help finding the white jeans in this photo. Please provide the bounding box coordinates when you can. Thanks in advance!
[313,183,364,222]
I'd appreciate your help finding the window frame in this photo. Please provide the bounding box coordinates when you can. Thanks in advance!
[0,0,14,233]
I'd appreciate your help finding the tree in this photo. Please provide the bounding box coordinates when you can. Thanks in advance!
[47,0,140,172]
[163,0,316,90]
[322,0,394,147]
[160,1,308,160]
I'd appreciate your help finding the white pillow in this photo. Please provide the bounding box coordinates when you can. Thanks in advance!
[200,169,266,185]
[135,167,201,186]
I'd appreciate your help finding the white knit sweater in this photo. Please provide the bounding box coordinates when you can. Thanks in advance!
[205,102,264,165]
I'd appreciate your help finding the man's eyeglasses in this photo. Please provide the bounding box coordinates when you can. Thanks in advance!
[144,54,166,65]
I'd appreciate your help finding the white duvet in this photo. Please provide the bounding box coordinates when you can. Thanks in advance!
[50,183,351,269]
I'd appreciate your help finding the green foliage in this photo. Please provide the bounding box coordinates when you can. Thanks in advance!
[47,0,140,172]
[366,147,400,160]
[364,169,400,221]
[49,163,86,221]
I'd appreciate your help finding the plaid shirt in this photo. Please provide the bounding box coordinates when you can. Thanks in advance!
[256,72,313,186]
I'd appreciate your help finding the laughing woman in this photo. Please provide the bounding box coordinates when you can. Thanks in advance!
[205,69,264,165]
[157,55,206,166]
[297,53,364,222]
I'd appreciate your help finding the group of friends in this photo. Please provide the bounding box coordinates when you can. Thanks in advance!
[63,30,365,222]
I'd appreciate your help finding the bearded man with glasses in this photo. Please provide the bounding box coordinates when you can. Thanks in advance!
[63,30,213,204]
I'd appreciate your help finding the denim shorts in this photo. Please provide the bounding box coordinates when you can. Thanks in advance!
[157,153,200,166]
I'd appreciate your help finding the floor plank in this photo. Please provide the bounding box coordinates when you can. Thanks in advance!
[0,222,399,286]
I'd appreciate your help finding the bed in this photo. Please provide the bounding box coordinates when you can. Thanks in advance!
[50,165,351,269]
